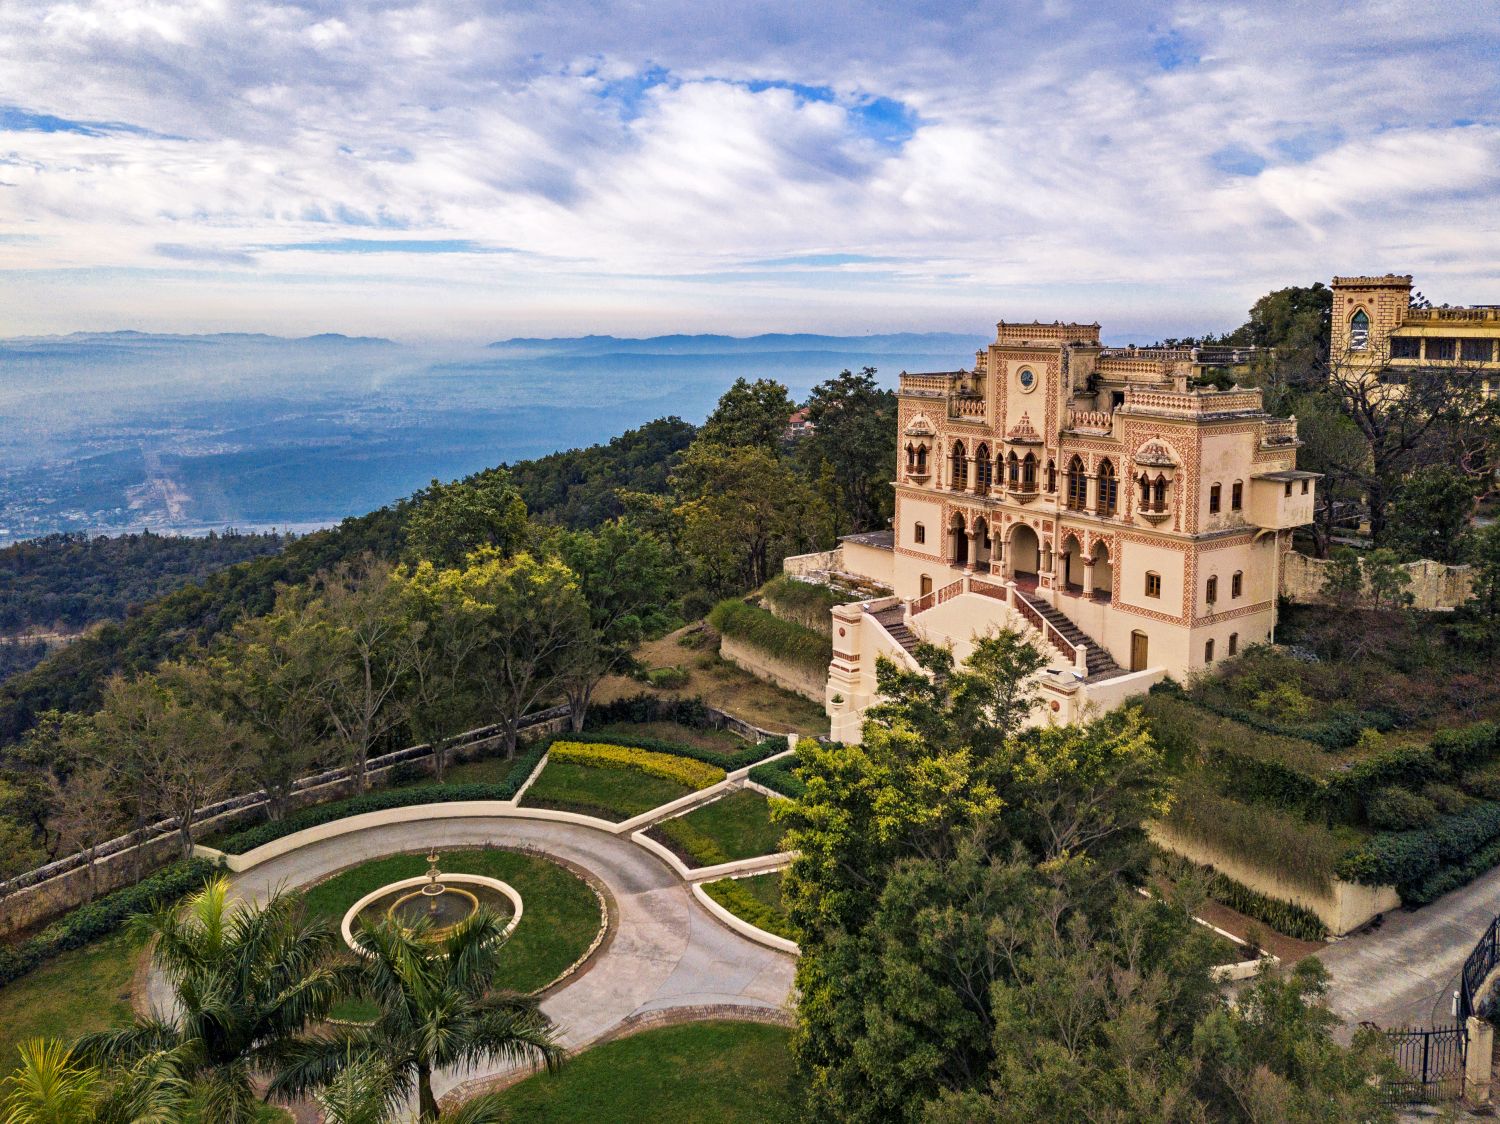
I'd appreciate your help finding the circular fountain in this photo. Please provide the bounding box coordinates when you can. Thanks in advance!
[341,850,523,954]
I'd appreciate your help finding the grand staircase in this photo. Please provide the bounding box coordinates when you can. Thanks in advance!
[1012,588,1125,680]
[869,605,920,657]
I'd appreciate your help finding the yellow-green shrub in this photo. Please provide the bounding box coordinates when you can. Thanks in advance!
[549,741,724,790]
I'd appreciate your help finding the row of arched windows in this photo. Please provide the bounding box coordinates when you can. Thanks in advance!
[926,444,1173,519]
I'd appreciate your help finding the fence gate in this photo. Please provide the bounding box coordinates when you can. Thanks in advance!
[1365,1022,1467,1103]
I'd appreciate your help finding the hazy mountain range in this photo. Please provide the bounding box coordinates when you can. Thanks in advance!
[0,330,983,544]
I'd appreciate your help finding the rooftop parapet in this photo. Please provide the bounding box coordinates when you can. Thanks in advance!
[995,321,1101,346]
[1402,306,1500,323]
[1118,384,1264,418]
[1333,274,1414,288]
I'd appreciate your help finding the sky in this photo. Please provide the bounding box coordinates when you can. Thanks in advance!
[1,0,1498,342]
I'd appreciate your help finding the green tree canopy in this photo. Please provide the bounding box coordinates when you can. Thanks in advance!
[403,472,530,568]
[796,368,898,535]
[698,377,795,454]
[1383,465,1478,564]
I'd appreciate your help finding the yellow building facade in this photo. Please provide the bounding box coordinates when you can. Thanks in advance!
[802,319,1315,742]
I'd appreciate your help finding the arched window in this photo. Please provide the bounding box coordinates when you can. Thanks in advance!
[905,443,916,471]
[1228,632,1239,656]
[975,443,992,491]
[1350,309,1370,350]
[1021,452,1037,491]
[1209,483,1222,514]
[1151,475,1168,512]
[1046,459,1057,492]
[1096,459,1117,514]
[1205,638,1215,663]
[916,445,928,472]
[950,440,968,489]
[1007,451,1020,486]
[1138,473,1151,509]
[1206,575,1218,604]
[1232,570,1243,598]
[914,522,926,544]
[1066,456,1088,510]
[1231,481,1243,510]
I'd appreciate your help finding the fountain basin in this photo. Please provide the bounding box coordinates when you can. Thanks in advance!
[341,873,523,954]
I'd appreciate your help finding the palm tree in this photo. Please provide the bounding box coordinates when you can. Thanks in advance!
[275,909,562,1122]
[73,875,347,1124]
[1,1037,188,1123]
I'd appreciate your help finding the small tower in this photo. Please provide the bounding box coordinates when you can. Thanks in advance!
[1330,274,1412,361]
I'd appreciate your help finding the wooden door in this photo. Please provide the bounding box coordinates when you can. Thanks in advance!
[1130,631,1148,672]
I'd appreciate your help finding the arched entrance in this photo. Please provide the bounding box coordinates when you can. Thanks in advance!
[1008,523,1040,584]
[973,516,992,572]
[1089,540,1113,600]
[950,512,969,566]
[1059,533,1084,593]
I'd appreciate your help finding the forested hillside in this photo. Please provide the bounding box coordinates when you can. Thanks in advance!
[0,530,285,634]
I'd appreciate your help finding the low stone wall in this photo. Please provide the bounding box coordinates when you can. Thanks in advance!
[781,547,843,577]
[1281,550,1473,611]
[718,633,826,703]
[1149,822,1399,937]
[0,709,572,938]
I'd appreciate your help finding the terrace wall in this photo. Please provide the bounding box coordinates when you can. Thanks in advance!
[1281,551,1473,611]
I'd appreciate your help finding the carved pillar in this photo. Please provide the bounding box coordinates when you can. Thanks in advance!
[1082,559,1097,599]
[964,531,979,572]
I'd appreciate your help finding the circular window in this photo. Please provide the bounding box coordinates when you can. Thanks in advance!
[1018,367,1036,391]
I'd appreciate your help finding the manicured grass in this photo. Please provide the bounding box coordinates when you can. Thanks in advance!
[0,931,138,1076]
[484,1020,798,1122]
[648,791,785,866]
[702,872,794,941]
[590,720,747,754]
[302,849,602,1021]
[522,759,695,821]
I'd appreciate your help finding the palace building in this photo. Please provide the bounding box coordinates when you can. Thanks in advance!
[1331,274,1500,399]
[791,319,1317,743]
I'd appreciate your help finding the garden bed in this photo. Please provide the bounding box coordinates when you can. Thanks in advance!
[481,1019,798,1123]
[303,848,603,1022]
[701,872,793,941]
[646,791,785,867]
[520,743,725,822]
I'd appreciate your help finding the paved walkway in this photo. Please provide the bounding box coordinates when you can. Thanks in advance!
[143,815,796,1101]
[1318,863,1500,1030]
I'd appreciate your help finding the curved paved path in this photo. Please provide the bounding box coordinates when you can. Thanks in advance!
[144,815,795,1101]
[1317,862,1500,1031]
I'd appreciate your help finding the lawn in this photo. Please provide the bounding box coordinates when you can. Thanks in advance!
[0,931,138,1076]
[702,872,793,941]
[521,760,696,821]
[482,1020,798,1123]
[301,849,602,1021]
[647,790,785,867]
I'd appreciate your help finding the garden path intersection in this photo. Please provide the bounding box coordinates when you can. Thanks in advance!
[142,814,796,1102]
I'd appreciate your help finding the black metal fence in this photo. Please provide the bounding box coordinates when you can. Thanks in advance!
[1366,1023,1467,1104]
[1462,914,1500,1024]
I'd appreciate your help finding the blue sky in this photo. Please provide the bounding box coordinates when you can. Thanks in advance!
[0,1,1497,340]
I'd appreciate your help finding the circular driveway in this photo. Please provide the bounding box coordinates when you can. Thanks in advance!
[144,814,797,1101]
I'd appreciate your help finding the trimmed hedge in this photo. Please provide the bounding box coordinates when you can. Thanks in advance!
[571,728,783,772]
[586,694,716,729]
[708,598,832,673]
[548,742,725,789]
[702,876,795,941]
[1337,800,1500,893]
[0,858,218,991]
[749,756,805,799]
[217,740,550,854]
[1185,684,1396,750]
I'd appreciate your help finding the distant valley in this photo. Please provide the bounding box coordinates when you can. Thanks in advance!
[0,329,982,544]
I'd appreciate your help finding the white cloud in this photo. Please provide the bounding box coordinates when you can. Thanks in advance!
[0,0,1497,337]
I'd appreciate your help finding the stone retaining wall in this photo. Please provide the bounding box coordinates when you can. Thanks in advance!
[718,634,826,703]
[1281,550,1474,611]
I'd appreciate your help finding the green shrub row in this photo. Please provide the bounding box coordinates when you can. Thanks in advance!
[586,694,717,729]
[760,574,853,614]
[1183,683,1395,749]
[1201,871,1329,943]
[701,876,796,941]
[1402,833,1500,906]
[1162,781,1345,895]
[549,742,725,789]
[749,756,805,799]
[708,598,833,673]
[570,728,784,772]
[217,740,550,854]
[1337,800,1500,892]
[652,817,734,868]
[0,858,219,991]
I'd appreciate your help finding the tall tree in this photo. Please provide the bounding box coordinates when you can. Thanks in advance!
[274,911,562,1122]
[76,876,346,1124]
[553,519,674,731]
[1457,522,1500,651]
[313,559,412,793]
[402,472,530,569]
[1382,464,1478,563]
[1,1038,190,1124]
[468,551,591,755]
[797,368,898,535]
[698,377,795,454]
[45,764,122,900]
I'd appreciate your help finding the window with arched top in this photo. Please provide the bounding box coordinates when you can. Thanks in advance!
[916,445,928,472]
[1021,451,1037,491]
[914,522,926,544]
[1096,459,1117,514]
[1206,575,1218,605]
[1231,481,1243,511]
[1232,570,1243,598]
[1350,309,1370,350]
[1046,459,1057,492]
[1209,483,1222,514]
[905,443,916,470]
[1066,456,1088,510]
[1228,632,1239,656]
[1007,451,1019,486]
[1205,638,1215,662]
[1151,475,1168,512]
[950,440,968,489]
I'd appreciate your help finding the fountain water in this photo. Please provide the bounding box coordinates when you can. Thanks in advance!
[341,851,524,953]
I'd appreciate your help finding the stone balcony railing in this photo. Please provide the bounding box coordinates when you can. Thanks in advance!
[899,372,957,395]
[1121,385,1262,417]
[1261,418,1299,446]
[1066,408,1113,431]
[1405,307,1500,323]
